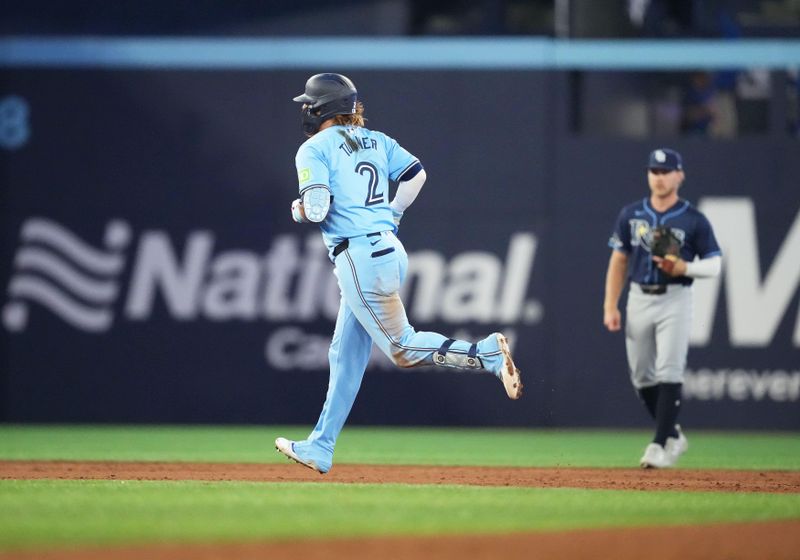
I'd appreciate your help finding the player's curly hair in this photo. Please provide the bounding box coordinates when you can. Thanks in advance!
[332,101,366,127]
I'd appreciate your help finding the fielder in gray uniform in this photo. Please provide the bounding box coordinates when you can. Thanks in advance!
[603,148,722,468]
[275,73,523,474]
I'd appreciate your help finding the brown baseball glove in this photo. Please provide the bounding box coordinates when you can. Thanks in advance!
[650,226,681,258]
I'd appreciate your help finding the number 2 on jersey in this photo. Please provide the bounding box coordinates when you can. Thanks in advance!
[356,162,384,206]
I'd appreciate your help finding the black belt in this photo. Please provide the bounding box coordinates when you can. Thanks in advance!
[333,239,349,257]
[332,232,383,258]
[638,284,667,295]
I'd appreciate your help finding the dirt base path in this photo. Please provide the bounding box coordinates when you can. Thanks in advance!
[2,460,799,493]
[1,520,798,560]
[2,461,798,560]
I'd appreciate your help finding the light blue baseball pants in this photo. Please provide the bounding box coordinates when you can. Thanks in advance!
[291,230,506,472]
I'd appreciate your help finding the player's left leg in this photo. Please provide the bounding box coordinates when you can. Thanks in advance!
[276,295,372,474]
[334,232,519,398]
[626,287,670,468]
[653,286,693,454]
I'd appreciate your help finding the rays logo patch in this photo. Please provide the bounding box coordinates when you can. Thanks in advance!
[628,219,686,252]
[628,219,650,248]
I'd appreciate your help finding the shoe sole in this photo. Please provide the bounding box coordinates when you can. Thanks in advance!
[640,461,672,469]
[275,438,325,474]
[640,453,675,469]
[640,456,671,468]
[497,334,523,400]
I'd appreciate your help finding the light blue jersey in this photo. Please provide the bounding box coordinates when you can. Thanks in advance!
[279,77,521,474]
[295,125,419,252]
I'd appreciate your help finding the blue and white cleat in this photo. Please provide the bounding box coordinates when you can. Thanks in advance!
[275,437,328,474]
[496,333,523,400]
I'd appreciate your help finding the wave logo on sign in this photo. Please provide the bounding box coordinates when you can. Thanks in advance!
[2,218,131,332]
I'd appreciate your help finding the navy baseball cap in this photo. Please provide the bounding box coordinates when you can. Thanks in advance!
[648,148,683,171]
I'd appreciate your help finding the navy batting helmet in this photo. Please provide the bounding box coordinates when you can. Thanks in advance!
[293,73,358,136]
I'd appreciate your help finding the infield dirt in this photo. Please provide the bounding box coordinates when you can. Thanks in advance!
[2,460,799,493]
[1,461,798,560]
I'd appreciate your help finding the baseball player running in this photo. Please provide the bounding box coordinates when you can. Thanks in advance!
[603,148,722,468]
[275,73,522,474]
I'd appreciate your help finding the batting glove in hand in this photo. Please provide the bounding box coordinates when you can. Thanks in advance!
[291,199,308,223]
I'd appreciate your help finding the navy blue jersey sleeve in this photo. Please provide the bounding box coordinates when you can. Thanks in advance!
[609,207,631,253]
[693,213,722,258]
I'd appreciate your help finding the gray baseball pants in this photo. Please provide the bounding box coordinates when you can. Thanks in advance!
[625,284,693,389]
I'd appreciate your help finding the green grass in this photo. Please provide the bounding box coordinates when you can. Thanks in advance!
[1,480,798,551]
[1,425,799,469]
[0,425,799,552]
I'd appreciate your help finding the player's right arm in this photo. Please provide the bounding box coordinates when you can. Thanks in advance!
[604,208,632,331]
[292,142,330,224]
[603,250,628,332]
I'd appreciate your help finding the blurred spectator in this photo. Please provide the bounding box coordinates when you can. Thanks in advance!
[643,0,695,36]
[679,69,738,137]
[630,1,743,137]
[711,71,739,138]
[709,7,741,137]
[680,71,717,135]
[736,68,771,133]
[629,0,721,37]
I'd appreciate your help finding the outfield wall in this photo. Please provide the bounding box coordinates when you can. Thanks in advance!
[1,41,798,429]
